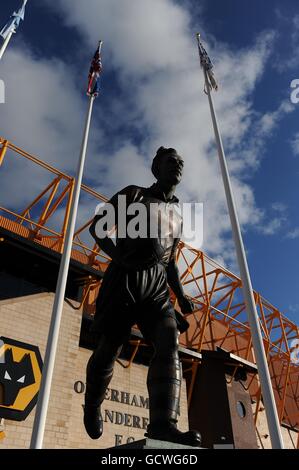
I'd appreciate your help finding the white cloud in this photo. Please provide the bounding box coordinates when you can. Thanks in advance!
[273,11,299,71]
[286,227,299,239]
[291,132,299,156]
[289,303,299,313]
[255,202,288,236]
[45,0,193,77]
[258,217,285,236]
[0,44,104,215]
[0,0,292,270]
[272,202,287,212]
[229,99,294,171]
[258,101,293,136]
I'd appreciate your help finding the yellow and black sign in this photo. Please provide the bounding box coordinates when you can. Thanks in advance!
[0,337,43,421]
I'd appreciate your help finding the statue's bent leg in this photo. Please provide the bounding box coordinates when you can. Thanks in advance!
[144,315,201,447]
[84,334,123,439]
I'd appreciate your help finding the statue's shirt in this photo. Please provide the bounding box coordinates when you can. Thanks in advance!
[97,184,182,269]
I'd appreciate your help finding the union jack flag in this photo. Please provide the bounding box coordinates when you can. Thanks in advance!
[87,41,102,97]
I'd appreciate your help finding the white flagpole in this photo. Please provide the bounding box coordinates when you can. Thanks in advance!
[0,31,14,61]
[196,33,284,449]
[30,39,101,446]
[0,0,29,61]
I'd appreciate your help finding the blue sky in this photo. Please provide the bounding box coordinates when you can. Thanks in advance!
[0,0,298,325]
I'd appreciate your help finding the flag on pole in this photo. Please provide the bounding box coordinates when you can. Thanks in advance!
[87,41,103,98]
[194,33,284,449]
[196,33,218,92]
[30,40,101,452]
[0,0,28,40]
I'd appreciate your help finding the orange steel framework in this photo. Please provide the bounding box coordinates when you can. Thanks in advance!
[1,137,299,447]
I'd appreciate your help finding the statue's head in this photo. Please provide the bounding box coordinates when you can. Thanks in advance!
[151,147,184,186]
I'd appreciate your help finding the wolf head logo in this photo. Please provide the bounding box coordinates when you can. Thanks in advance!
[0,349,35,406]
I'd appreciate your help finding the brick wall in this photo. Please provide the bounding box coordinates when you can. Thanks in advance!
[255,406,298,449]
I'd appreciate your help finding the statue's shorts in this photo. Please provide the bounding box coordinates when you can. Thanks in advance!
[90,261,188,343]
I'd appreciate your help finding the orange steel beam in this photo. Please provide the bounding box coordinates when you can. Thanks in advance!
[36,177,62,229]
[0,138,298,436]
[0,138,72,179]
[116,340,142,369]
[0,206,108,267]
[17,177,62,223]
[0,139,8,166]
[279,361,291,422]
